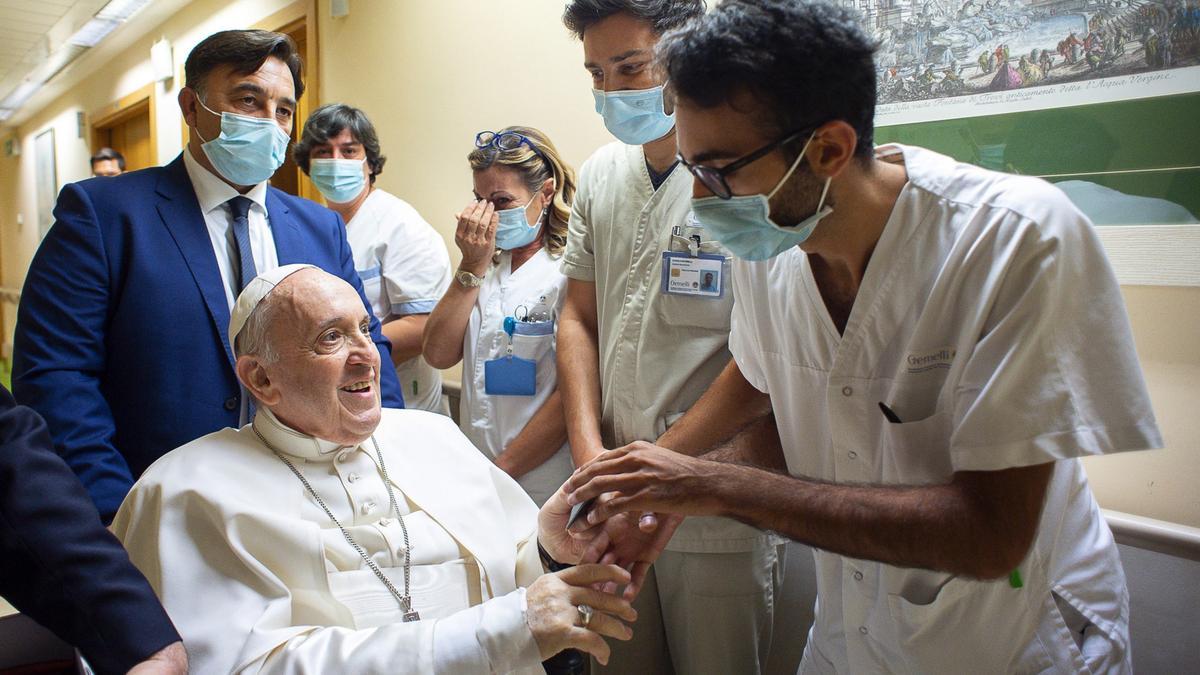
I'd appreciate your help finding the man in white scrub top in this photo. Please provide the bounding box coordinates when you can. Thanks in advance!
[566,2,1161,673]
[557,2,782,673]
[115,265,637,674]
[295,104,451,412]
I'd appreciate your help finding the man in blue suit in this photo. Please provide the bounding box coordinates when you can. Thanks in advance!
[13,29,404,522]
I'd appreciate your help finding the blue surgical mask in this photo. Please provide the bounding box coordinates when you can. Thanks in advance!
[592,85,675,145]
[310,158,367,203]
[196,99,290,186]
[495,195,544,250]
[690,133,833,261]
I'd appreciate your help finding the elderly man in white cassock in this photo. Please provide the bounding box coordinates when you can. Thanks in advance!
[113,264,636,674]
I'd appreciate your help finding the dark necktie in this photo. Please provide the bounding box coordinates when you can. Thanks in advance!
[226,196,257,421]
[227,196,257,294]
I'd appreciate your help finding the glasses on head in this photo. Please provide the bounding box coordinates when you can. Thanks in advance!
[475,130,546,163]
[677,127,815,200]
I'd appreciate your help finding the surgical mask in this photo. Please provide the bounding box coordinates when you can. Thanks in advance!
[195,99,290,186]
[690,133,833,261]
[495,195,544,250]
[310,158,367,203]
[592,85,674,145]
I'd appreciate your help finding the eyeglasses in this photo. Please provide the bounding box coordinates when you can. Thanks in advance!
[677,127,815,200]
[475,130,546,163]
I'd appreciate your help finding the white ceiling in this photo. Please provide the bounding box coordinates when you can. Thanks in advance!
[0,0,93,85]
[0,0,192,129]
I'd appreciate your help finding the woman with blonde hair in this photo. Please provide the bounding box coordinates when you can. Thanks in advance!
[423,126,577,506]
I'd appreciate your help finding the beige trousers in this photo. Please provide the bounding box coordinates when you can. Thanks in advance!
[596,544,786,675]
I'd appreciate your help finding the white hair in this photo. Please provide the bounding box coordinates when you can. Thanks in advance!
[234,291,285,363]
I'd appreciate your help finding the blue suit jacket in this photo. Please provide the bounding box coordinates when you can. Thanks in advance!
[14,155,404,521]
[0,384,180,675]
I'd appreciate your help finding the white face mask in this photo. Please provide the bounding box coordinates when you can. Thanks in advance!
[494,194,544,250]
[195,99,290,186]
[690,131,833,261]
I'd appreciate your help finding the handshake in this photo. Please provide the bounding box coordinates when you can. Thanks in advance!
[528,441,716,664]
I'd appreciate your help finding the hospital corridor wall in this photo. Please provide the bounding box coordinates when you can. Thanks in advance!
[0,0,1197,672]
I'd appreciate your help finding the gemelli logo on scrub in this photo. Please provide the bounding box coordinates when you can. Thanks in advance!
[906,347,956,373]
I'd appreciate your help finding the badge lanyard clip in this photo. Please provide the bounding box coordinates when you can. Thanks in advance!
[503,315,517,355]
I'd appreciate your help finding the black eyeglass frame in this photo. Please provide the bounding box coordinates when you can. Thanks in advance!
[677,127,817,200]
[475,130,547,164]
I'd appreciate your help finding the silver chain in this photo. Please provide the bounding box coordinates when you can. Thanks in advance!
[254,427,420,622]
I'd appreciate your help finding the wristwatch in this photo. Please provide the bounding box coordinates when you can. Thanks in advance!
[454,268,484,288]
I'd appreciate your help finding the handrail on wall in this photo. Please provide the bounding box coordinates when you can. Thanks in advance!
[1103,509,1200,563]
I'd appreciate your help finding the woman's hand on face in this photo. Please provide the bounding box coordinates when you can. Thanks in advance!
[454,199,497,275]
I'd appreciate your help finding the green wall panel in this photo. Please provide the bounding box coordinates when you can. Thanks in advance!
[875,92,1200,222]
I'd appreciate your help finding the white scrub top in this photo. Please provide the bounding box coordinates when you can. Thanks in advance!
[460,248,573,506]
[345,189,452,413]
[729,145,1161,674]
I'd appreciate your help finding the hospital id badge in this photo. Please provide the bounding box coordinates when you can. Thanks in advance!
[484,355,536,396]
[661,252,726,298]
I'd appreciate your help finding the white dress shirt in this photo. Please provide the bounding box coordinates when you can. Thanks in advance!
[460,248,573,506]
[729,144,1161,674]
[114,408,546,674]
[182,146,280,312]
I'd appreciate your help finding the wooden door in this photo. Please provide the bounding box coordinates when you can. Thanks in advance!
[268,17,319,201]
[91,85,157,173]
[96,108,152,171]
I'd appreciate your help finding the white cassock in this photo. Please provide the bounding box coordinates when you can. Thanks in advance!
[113,407,547,674]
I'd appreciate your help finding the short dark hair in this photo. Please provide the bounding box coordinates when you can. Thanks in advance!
[659,0,878,159]
[184,29,304,101]
[293,104,386,183]
[90,147,125,170]
[562,0,705,39]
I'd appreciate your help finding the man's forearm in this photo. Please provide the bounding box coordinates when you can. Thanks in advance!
[711,461,1053,579]
[657,359,772,457]
[557,281,605,466]
[557,320,604,465]
[700,414,788,472]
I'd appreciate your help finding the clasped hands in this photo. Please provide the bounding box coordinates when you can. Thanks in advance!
[532,441,723,659]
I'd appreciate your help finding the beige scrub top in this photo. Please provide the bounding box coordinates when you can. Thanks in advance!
[562,141,774,554]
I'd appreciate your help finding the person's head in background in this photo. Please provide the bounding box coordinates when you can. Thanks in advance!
[562,0,705,146]
[467,127,576,256]
[293,103,386,218]
[90,147,125,177]
[178,29,304,191]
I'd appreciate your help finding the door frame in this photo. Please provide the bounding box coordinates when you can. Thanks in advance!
[256,0,321,202]
[90,82,157,167]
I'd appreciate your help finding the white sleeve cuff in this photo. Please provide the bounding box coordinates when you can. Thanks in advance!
[432,588,542,674]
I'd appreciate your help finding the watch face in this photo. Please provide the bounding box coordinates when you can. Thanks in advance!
[456,270,483,287]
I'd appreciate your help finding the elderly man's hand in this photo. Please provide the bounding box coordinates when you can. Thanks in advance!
[526,564,636,666]
[565,442,725,522]
[126,641,188,674]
